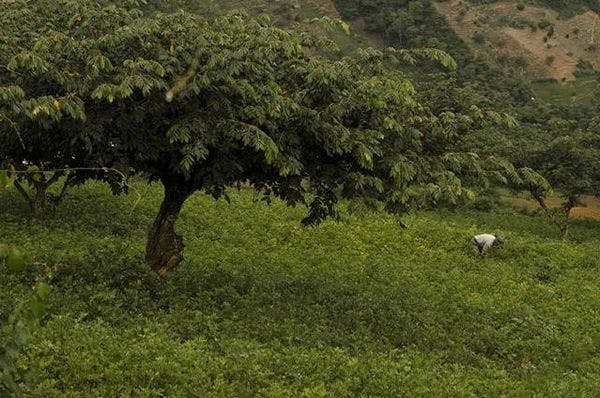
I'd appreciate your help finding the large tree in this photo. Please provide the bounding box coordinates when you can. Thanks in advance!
[3,2,517,274]
[91,11,519,274]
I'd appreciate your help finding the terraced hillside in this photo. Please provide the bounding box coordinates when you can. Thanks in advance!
[435,0,600,81]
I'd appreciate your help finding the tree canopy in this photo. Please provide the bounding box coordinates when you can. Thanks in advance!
[0,0,143,213]
[1,1,523,274]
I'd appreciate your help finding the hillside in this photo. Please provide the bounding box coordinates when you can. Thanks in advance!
[151,0,341,25]
[1,182,599,395]
[435,0,600,81]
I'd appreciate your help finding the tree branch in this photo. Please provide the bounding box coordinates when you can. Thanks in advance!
[0,112,25,149]
[44,170,64,188]
[53,173,74,205]
[13,179,31,203]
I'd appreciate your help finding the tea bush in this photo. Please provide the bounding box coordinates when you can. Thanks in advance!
[0,181,599,396]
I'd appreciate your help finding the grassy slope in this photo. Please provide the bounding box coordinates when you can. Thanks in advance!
[531,75,599,104]
[0,182,599,396]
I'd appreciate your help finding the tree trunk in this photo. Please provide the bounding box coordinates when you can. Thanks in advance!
[146,179,193,275]
[558,205,573,240]
[31,186,46,217]
[13,171,64,217]
[13,179,47,217]
[534,193,575,240]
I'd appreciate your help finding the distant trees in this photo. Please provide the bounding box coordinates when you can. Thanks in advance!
[338,0,600,238]
[477,102,600,238]
[526,127,600,238]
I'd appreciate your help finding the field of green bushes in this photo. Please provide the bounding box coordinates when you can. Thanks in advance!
[531,77,600,106]
[1,181,599,396]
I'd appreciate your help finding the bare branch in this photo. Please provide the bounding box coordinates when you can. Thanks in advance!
[13,179,31,203]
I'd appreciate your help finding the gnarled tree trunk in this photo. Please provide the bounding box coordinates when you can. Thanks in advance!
[31,186,46,216]
[146,179,193,275]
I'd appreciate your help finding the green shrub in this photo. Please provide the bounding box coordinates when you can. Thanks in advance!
[472,31,485,44]
[0,182,599,395]
[538,19,552,29]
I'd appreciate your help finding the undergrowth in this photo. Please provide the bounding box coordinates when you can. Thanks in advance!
[0,181,598,396]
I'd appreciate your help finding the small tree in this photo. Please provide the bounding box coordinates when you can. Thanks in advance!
[526,132,600,238]
[0,0,137,215]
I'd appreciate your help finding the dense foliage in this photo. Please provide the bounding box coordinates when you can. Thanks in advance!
[1,182,599,395]
[1,0,599,395]
[335,0,600,234]
[0,1,140,214]
[0,0,525,274]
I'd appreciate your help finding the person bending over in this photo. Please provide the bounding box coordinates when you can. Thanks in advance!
[471,234,504,255]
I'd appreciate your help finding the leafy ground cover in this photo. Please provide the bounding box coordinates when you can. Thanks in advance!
[1,181,599,396]
[531,76,600,105]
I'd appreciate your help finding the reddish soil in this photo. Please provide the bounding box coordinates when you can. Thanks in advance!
[503,195,600,219]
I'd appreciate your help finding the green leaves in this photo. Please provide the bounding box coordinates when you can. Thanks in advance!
[27,95,86,122]
[310,16,351,35]
[390,157,416,184]
[0,245,28,272]
[0,85,26,103]
[88,54,114,74]
[234,123,279,165]
[123,58,166,77]
[353,143,374,169]
[92,73,165,102]
[0,170,16,191]
[388,48,457,71]
[7,51,50,73]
